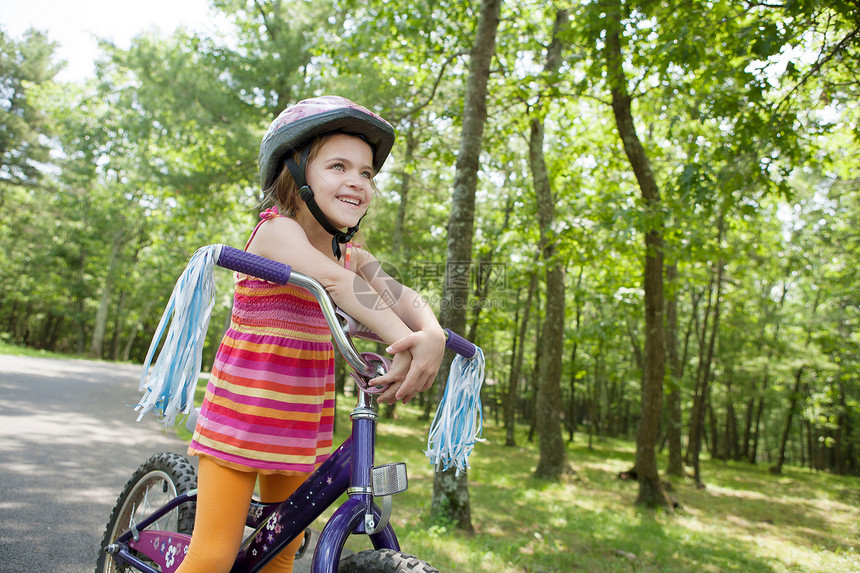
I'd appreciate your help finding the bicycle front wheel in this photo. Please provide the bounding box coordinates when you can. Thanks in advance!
[338,549,439,573]
[95,452,197,573]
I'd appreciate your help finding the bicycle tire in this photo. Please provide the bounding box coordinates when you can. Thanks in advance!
[338,549,440,573]
[95,452,197,573]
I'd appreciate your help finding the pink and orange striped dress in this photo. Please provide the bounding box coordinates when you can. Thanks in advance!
[189,209,342,474]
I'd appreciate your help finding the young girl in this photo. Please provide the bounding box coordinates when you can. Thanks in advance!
[178,96,446,573]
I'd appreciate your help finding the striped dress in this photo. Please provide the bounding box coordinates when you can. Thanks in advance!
[188,210,341,474]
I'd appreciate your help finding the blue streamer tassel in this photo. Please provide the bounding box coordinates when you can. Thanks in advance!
[136,245,223,426]
[425,347,485,474]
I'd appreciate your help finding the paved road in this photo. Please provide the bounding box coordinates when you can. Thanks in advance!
[0,355,319,573]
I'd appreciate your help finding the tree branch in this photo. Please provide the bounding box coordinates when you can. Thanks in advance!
[254,0,275,41]
[388,52,464,124]
[778,23,860,109]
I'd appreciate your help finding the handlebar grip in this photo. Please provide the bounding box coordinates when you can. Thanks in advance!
[216,245,292,285]
[215,245,476,360]
[444,329,477,359]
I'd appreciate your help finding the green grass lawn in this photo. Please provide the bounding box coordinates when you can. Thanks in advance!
[318,397,859,573]
[177,380,858,572]
[0,340,80,359]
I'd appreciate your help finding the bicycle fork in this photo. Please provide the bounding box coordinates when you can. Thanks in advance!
[234,390,409,573]
[107,392,408,573]
[311,391,409,572]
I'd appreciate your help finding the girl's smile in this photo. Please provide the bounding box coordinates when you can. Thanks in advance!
[305,134,375,230]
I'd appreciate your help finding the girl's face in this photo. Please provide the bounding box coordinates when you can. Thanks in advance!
[304,134,375,230]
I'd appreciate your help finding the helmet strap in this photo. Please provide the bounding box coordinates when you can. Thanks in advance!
[284,146,360,260]
[284,145,312,188]
[299,186,363,260]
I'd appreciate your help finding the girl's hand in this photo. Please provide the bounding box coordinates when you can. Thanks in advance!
[373,351,413,405]
[373,329,446,405]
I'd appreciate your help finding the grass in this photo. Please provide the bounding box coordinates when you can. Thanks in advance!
[0,340,77,359]
[5,344,856,571]
[127,373,860,572]
[320,398,859,573]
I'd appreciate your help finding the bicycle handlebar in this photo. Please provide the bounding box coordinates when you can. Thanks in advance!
[442,329,477,359]
[217,244,292,285]
[215,246,477,376]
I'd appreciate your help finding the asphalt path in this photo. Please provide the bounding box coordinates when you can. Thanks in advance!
[0,354,319,573]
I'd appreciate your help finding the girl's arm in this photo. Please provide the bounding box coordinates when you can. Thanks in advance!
[351,248,446,403]
[247,218,441,403]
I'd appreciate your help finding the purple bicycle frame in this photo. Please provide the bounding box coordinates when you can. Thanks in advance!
[114,390,399,573]
[230,390,400,573]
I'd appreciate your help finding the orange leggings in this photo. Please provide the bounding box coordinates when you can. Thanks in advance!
[177,456,308,573]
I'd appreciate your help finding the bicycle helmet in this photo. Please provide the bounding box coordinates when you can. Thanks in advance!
[258,96,395,259]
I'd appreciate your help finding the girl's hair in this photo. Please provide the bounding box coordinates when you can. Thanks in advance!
[261,133,379,218]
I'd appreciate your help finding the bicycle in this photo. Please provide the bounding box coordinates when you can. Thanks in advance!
[95,245,482,573]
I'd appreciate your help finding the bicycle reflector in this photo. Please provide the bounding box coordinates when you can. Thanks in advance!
[371,463,408,497]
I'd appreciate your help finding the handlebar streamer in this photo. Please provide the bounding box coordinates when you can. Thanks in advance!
[425,347,486,474]
[136,244,223,426]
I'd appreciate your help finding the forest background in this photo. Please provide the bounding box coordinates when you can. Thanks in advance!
[1,0,858,567]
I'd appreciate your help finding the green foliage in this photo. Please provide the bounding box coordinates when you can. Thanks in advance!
[0,0,857,512]
[0,27,60,190]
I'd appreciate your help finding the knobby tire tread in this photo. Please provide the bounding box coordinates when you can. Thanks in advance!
[95,452,197,573]
[338,549,439,573]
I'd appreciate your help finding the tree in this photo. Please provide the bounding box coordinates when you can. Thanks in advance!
[2,0,859,491]
[432,0,502,532]
[664,261,687,477]
[505,266,539,447]
[528,7,574,481]
[0,28,61,195]
[686,212,726,486]
[599,0,672,508]
[210,0,326,114]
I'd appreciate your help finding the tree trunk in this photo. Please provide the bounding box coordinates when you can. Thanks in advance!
[89,226,124,358]
[686,299,709,464]
[5,300,19,340]
[110,289,128,361]
[533,262,569,478]
[725,373,739,460]
[602,0,670,508]
[431,0,501,533]
[530,8,573,481]
[747,275,791,462]
[707,394,720,458]
[772,367,804,474]
[749,390,767,464]
[834,382,848,474]
[567,270,583,443]
[741,395,755,461]
[686,209,727,487]
[47,313,64,352]
[664,262,685,477]
[587,344,602,451]
[771,289,820,474]
[505,268,538,447]
[686,280,715,466]
[122,297,157,361]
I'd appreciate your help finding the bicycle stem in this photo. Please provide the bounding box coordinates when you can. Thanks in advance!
[287,272,379,378]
